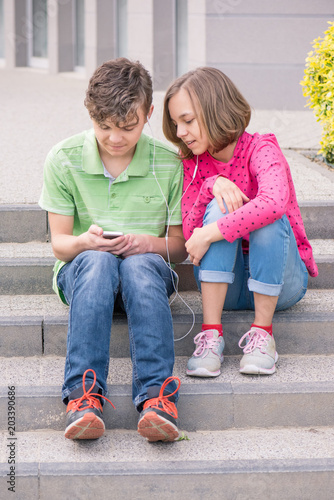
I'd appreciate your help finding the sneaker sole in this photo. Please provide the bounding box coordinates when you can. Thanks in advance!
[240,353,279,375]
[239,364,276,375]
[65,412,105,440]
[186,367,221,377]
[137,410,179,442]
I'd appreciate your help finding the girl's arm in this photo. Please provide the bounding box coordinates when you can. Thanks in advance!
[186,141,291,264]
[181,159,221,240]
[185,221,223,266]
[181,159,248,240]
[216,142,290,243]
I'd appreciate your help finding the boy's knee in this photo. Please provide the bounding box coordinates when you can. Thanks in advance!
[120,254,153,278]
[120,254,166,286]
[77,250,118,279]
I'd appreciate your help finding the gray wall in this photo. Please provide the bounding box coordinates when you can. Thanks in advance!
[1,0,333,110]
[201,0,334,109]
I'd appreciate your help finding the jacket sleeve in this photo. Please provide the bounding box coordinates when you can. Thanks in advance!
[217,141,290,242]
[181,157,221,240]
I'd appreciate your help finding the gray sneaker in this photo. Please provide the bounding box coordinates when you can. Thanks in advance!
[186,329,225,377]
[238,327,278,375]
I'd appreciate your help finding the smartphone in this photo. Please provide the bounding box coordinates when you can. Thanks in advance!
[102,231,124,239]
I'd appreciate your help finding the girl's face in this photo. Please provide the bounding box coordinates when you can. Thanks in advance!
[168,87,211,156]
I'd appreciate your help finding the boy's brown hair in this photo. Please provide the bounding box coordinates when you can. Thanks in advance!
[85,58,153,126]
[163,67,251,159]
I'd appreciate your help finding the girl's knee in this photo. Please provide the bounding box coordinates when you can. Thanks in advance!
[250,217,289,246]
[203,198,228,225]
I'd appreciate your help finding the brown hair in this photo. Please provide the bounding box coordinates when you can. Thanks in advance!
[85,58,153,126]
[163,67,251,159]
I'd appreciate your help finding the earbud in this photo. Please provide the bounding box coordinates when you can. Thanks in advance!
[146,117,156,176]
[192,156,199,181]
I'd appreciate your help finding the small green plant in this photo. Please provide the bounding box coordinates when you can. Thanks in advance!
[176,431,190,441]
[301,21,334,165]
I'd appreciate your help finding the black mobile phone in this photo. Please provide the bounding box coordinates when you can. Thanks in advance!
[102,231,124,239]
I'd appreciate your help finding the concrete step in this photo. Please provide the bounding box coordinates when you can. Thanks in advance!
[0,239,333,295]
[0,289,334,357]
[0,204,49,243]
[1,428,334,499]
[1,201,333,242]
[1,354,334,433]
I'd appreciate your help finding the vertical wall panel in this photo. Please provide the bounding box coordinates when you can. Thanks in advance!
[153,0,175,90]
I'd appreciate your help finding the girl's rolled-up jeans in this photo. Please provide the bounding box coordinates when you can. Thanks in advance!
[194,198,308,311]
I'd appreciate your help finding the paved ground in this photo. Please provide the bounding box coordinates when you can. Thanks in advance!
[0,67,333,205]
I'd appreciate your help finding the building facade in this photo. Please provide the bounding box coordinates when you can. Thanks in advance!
[0,0,333,109]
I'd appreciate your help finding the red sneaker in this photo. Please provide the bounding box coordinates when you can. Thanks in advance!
[65,369,115,440]
[137,376,181,442]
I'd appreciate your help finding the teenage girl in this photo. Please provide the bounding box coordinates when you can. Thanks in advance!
[162,67,318,377]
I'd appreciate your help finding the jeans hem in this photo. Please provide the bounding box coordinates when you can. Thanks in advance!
[62,380,106,405]
[199,270,235,283]
[134,392,179,412]
[248,278,283,296]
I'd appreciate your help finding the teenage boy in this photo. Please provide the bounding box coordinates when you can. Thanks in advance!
[39,58,187,442]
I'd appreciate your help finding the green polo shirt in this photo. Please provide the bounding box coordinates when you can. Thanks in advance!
[39,129,183,302]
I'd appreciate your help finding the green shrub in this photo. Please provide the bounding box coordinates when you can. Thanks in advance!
[301,21,334,164]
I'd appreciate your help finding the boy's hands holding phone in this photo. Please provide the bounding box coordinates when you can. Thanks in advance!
[48,215,153,262]
[48,214,186,263]
[86,225,129,255]
[88,225,151,257]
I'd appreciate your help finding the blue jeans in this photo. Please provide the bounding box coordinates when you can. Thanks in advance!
[194,198,308,311]
[57,251,178,409]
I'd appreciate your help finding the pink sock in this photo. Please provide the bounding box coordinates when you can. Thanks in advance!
[251,323,273,337]
[202,324,223,337]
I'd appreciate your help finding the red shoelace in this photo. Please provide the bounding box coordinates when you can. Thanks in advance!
[68,369,115,412]
[143,376,181,418]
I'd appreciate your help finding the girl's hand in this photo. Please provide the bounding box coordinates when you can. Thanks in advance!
[212,176,249,214]
[185,227,211,266]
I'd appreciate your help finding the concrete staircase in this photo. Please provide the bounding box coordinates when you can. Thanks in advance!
[1,190,334,499]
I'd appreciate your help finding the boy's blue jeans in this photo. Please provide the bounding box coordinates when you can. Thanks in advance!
[195,198,308,311]
[57,250,177,409]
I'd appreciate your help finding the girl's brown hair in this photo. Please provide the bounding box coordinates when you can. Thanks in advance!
[85,58,153,126]
[163,67,251,159]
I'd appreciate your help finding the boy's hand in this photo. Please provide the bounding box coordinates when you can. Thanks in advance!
[213,176,249,214]
[86,227,153,257]
[84,225,131,255]
[120,234,151,257]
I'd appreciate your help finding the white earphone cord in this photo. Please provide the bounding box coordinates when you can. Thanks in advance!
[147,117,198,342]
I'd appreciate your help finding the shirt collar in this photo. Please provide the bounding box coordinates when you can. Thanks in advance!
[82,129,150,177]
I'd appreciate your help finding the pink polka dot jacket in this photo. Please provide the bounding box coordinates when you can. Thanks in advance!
[182,131,318,277]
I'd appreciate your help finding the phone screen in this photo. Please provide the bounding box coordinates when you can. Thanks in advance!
[102,231,124,239]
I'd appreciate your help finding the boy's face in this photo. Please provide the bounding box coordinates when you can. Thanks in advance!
[93,105,153,162]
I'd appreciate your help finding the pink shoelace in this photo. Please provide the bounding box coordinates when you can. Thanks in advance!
[238,329,269,354]
[192,331,221,358]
